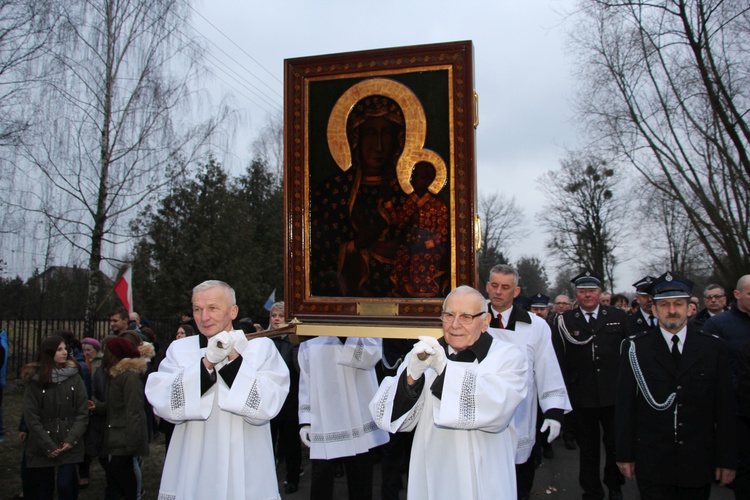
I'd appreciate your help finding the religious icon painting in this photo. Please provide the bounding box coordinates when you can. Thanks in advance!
[284,41,478,326]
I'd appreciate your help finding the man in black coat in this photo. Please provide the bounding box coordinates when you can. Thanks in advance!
[551,271,630,500]
[627,276,657,334]
[616,272,737,499]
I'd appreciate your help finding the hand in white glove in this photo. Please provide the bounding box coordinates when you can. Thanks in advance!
[407,340,435,380]
[540,419,561,443]
[205,331,233,364]
[418,336,446,375]
[230,330,248,355]
[299,425,312,447]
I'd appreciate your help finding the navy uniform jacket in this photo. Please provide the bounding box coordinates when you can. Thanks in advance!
[616,327,737,487]
[552,305,630,408]
[627,309,652,335]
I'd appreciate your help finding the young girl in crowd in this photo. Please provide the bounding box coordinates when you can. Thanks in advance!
[21,335,88,500]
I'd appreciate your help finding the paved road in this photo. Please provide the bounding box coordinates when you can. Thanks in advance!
[280,438,736,499]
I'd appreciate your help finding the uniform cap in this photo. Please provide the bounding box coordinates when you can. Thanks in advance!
[647,271,694,300]
[570,271,603,289]
[530,293,550,307]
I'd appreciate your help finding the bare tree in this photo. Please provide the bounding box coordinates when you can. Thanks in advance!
[11,0,231,333]
[640,182,713,277]
[476,192,524,282]
[538,151,630,290]
[569,0,750,283]
[251,112,283,181]
[0,0,56,147]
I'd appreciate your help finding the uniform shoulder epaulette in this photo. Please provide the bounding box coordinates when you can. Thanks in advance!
[629,331,649,341]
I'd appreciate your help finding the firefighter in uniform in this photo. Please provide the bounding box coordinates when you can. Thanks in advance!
[616,272,736,499]
[552,271,629,500]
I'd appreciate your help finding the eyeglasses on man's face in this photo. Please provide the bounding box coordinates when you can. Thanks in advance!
[704,294,725,301]
[440,311,484,325]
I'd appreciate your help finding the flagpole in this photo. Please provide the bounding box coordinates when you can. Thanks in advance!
[94,286,116,314]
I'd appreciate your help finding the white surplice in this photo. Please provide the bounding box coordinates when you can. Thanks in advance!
[298,336,389,460]
[370,337,528,500]
[489,311,571,463]
[145,333,289,500]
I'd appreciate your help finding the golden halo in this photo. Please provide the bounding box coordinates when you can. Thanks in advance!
[402,149,448,195]
[327,77,444,193]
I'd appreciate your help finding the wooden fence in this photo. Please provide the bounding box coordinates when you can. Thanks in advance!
[1,317,180,378]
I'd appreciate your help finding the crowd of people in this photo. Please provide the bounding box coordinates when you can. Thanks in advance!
[5,271,750,499]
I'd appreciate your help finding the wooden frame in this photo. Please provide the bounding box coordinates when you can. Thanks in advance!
[284,41,477,326]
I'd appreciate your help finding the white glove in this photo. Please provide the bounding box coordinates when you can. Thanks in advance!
[407,340,435,380]
[418,336,446,375]
[299,425,312,447]
[230,330,248,355]
[205,331,233,364]
[540,419,561,443]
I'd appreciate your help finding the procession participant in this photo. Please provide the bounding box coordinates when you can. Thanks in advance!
[616,272,736,499]
[268,301,303,494]
[628,276,657,334]
[486,265,571,500]
[552,271,630,500]
[145,280,290,500]
[529,292,551,320]
[691,283,730,328]
[102,337,149,500]
[22,335,88,500]
[298,334,389,500]
[370,285,528,499]
[703,275,750,499]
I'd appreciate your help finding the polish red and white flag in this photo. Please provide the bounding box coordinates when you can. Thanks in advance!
[114,266,133,313]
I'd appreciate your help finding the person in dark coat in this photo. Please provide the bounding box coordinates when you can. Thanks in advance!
[737,337,750,500]
[268,302,303,494]
[627,276,657,335]
[704,274,750,499]
[551,271,630,500]
[21,335,89,500]
[690,283,730,329]
[103,336,149,500]
[616,272,737,499]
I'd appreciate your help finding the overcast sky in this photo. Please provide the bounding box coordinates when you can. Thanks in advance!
[189,0,646,290]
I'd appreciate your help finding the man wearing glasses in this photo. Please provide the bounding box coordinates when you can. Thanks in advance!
[691,284,729,328]
[370,285,528,499]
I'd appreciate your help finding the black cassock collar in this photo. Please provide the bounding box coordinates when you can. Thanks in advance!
[439,331,492,363]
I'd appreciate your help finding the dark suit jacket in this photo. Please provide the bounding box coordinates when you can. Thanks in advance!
[551,305,630,408]
[616,327,737,487]
[627,309,652,335]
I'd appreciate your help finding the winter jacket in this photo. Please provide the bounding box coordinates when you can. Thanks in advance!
[85,367,108,458]
[106,356,149,457]
[22,359,89,468]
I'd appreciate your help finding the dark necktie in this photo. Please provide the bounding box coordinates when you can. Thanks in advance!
[586,312,594,325]
[649,315,656,328]
[671,336,681,365]
[497,314,504,329]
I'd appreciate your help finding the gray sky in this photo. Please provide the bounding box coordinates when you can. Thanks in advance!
[3,0,645,290]
[191,0,641,287]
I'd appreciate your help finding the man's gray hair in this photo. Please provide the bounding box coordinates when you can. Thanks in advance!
[488,264,519,287]
[443,285,486,311]
[193,280,236,305]
[703,283,725,295]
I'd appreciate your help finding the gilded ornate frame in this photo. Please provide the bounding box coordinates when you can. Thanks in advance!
[284,41,477,327]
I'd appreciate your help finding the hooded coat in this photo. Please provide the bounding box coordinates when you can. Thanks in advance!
[106,356,149,457]
[22,359,89,468]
